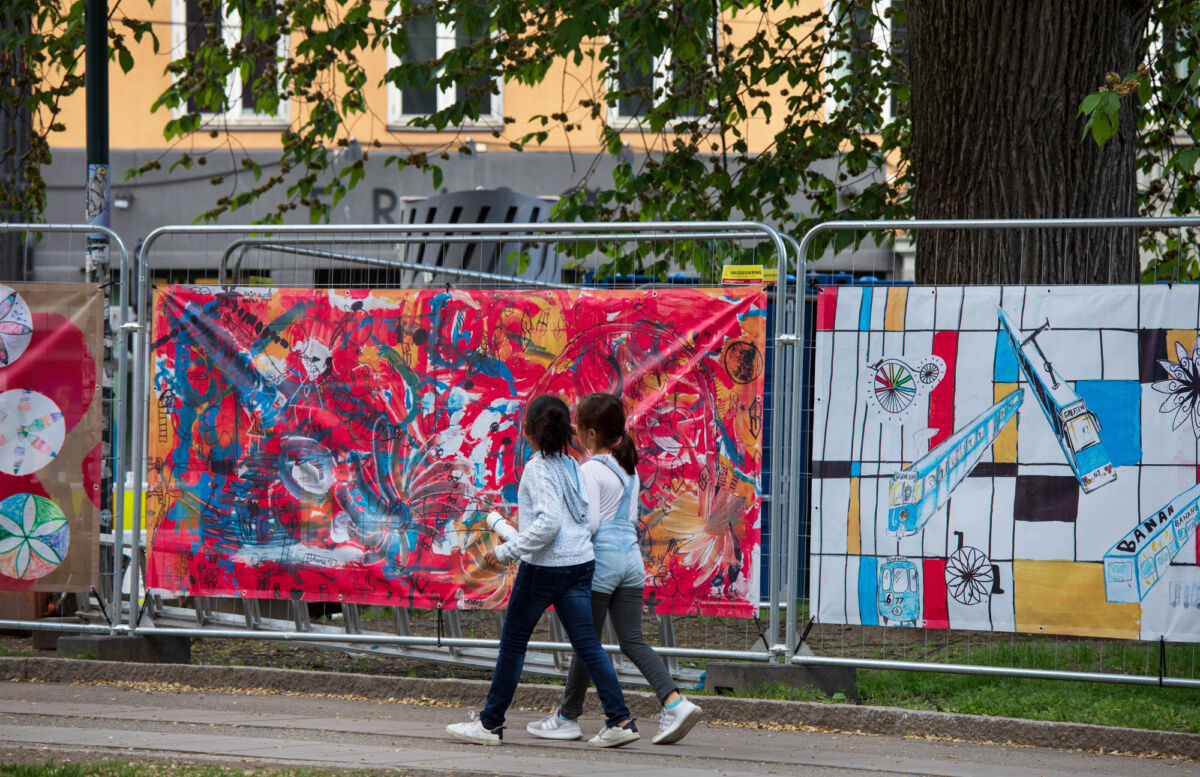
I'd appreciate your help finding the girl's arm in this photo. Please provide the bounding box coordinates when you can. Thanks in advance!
[486,511,519,541]
[495,462,563,563]
[581,462,604,534]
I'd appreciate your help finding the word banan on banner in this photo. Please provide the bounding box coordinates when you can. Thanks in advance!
[0,284,103,594]
[812,285,1200,642]
[147,286,766,617]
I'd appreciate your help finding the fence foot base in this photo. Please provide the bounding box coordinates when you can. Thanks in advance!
[705,662,857,701]
[56,634,191,664]
[32,618,88,651]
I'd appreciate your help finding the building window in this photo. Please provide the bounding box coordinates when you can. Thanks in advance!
[170,0,289,126]
[386,2,502,127]
[608,10,710,126]
[825,0,907,124]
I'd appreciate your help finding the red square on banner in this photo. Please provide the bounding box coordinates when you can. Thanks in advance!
[816,287,838,330]
[922,558,949,629]
[928,331,958,449]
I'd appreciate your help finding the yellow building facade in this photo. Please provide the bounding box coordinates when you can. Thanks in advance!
[52,1,816,157]
[33,1,903,283]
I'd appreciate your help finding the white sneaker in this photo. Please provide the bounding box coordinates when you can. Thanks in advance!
[527,709,583,740]
[651,697,703,745]
[446,713,502,746]
[587,720,639,748]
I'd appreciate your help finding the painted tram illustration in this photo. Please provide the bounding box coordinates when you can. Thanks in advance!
[888,389,1024,537]
[996,307,1116,493]
[1104,482,1200,603]
[877,556,921,626]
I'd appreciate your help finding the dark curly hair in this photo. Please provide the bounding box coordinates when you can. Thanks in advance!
[524,394,574,457]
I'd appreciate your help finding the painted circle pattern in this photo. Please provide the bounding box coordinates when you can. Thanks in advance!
[0,493,69,580]
[0,287,33,367]
[872,360,917,413]
[0,389,66,475]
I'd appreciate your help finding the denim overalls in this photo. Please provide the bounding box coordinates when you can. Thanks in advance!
[589,454,645,594]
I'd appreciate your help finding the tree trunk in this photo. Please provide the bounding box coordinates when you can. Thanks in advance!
[908,0,1151,285]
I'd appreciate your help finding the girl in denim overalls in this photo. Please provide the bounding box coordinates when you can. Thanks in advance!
[447,394,638,748]
[527,392,703,745]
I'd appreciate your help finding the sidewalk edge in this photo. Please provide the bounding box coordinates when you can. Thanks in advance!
[1,656,1194,760]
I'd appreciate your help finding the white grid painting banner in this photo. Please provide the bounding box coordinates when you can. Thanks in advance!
[809,284,1200,642]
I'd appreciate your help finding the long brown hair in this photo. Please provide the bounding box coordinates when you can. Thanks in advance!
[575,393,638,475]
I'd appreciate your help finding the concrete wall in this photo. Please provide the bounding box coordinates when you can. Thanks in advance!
[28,147,901,285]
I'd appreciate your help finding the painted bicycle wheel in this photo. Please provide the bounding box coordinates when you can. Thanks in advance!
[945,544,994,605]
[872,360,918,414]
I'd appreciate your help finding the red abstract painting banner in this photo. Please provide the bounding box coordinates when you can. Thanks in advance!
[0,284,103,593]
[147,286,766,616]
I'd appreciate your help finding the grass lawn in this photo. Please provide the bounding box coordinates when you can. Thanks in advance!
[859,671,1200,732]
[689,637,1200,734]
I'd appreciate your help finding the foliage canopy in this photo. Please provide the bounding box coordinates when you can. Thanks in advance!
[5,1,1200,277]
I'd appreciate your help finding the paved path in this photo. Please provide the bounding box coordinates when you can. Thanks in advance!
[0,681,1192,776]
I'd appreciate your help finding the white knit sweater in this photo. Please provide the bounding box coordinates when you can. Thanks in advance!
[495,452,594,567]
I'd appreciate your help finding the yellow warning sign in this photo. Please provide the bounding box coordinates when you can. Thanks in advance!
[721,264,765,284]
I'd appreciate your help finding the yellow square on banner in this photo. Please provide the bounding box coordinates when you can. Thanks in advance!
[1013,560,1140,639]
[884,287,908,330]
[1166,330,1197,362]
[847,477,861,555]
[992,383,1019,463]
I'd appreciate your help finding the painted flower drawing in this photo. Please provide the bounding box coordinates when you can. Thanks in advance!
[1152,338,1200,439]
[0,493,69,580]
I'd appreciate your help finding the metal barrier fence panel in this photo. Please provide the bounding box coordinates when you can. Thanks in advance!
[9,217,1199,694]
[122,221,794,685]
[789,217,1200,690]
[0,223,129,632]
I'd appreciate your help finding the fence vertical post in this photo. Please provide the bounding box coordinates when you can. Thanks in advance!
[128,242,149,630]
[110,234,131,627]
[783,233,813,655]
[766,244,788,656]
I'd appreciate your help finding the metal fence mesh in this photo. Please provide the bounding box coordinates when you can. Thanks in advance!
[790,218,1200,689]
[123,222,791,688]
[4,218,1199,693]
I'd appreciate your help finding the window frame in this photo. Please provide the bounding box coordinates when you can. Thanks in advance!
[823,0,906,124]
[384,11,504,130]
[169,0,290,128]
[605,10,714,130]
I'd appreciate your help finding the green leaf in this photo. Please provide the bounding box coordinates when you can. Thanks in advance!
[1173,147,1200,173]
[117,46,134,74]
[1078,92,1102,116]
[1091,110,1118,147]
[832,229,857,254]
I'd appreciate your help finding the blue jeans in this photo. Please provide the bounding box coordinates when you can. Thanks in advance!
[480,560,631,731]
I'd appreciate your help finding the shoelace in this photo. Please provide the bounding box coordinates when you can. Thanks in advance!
[466,711,503,735]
